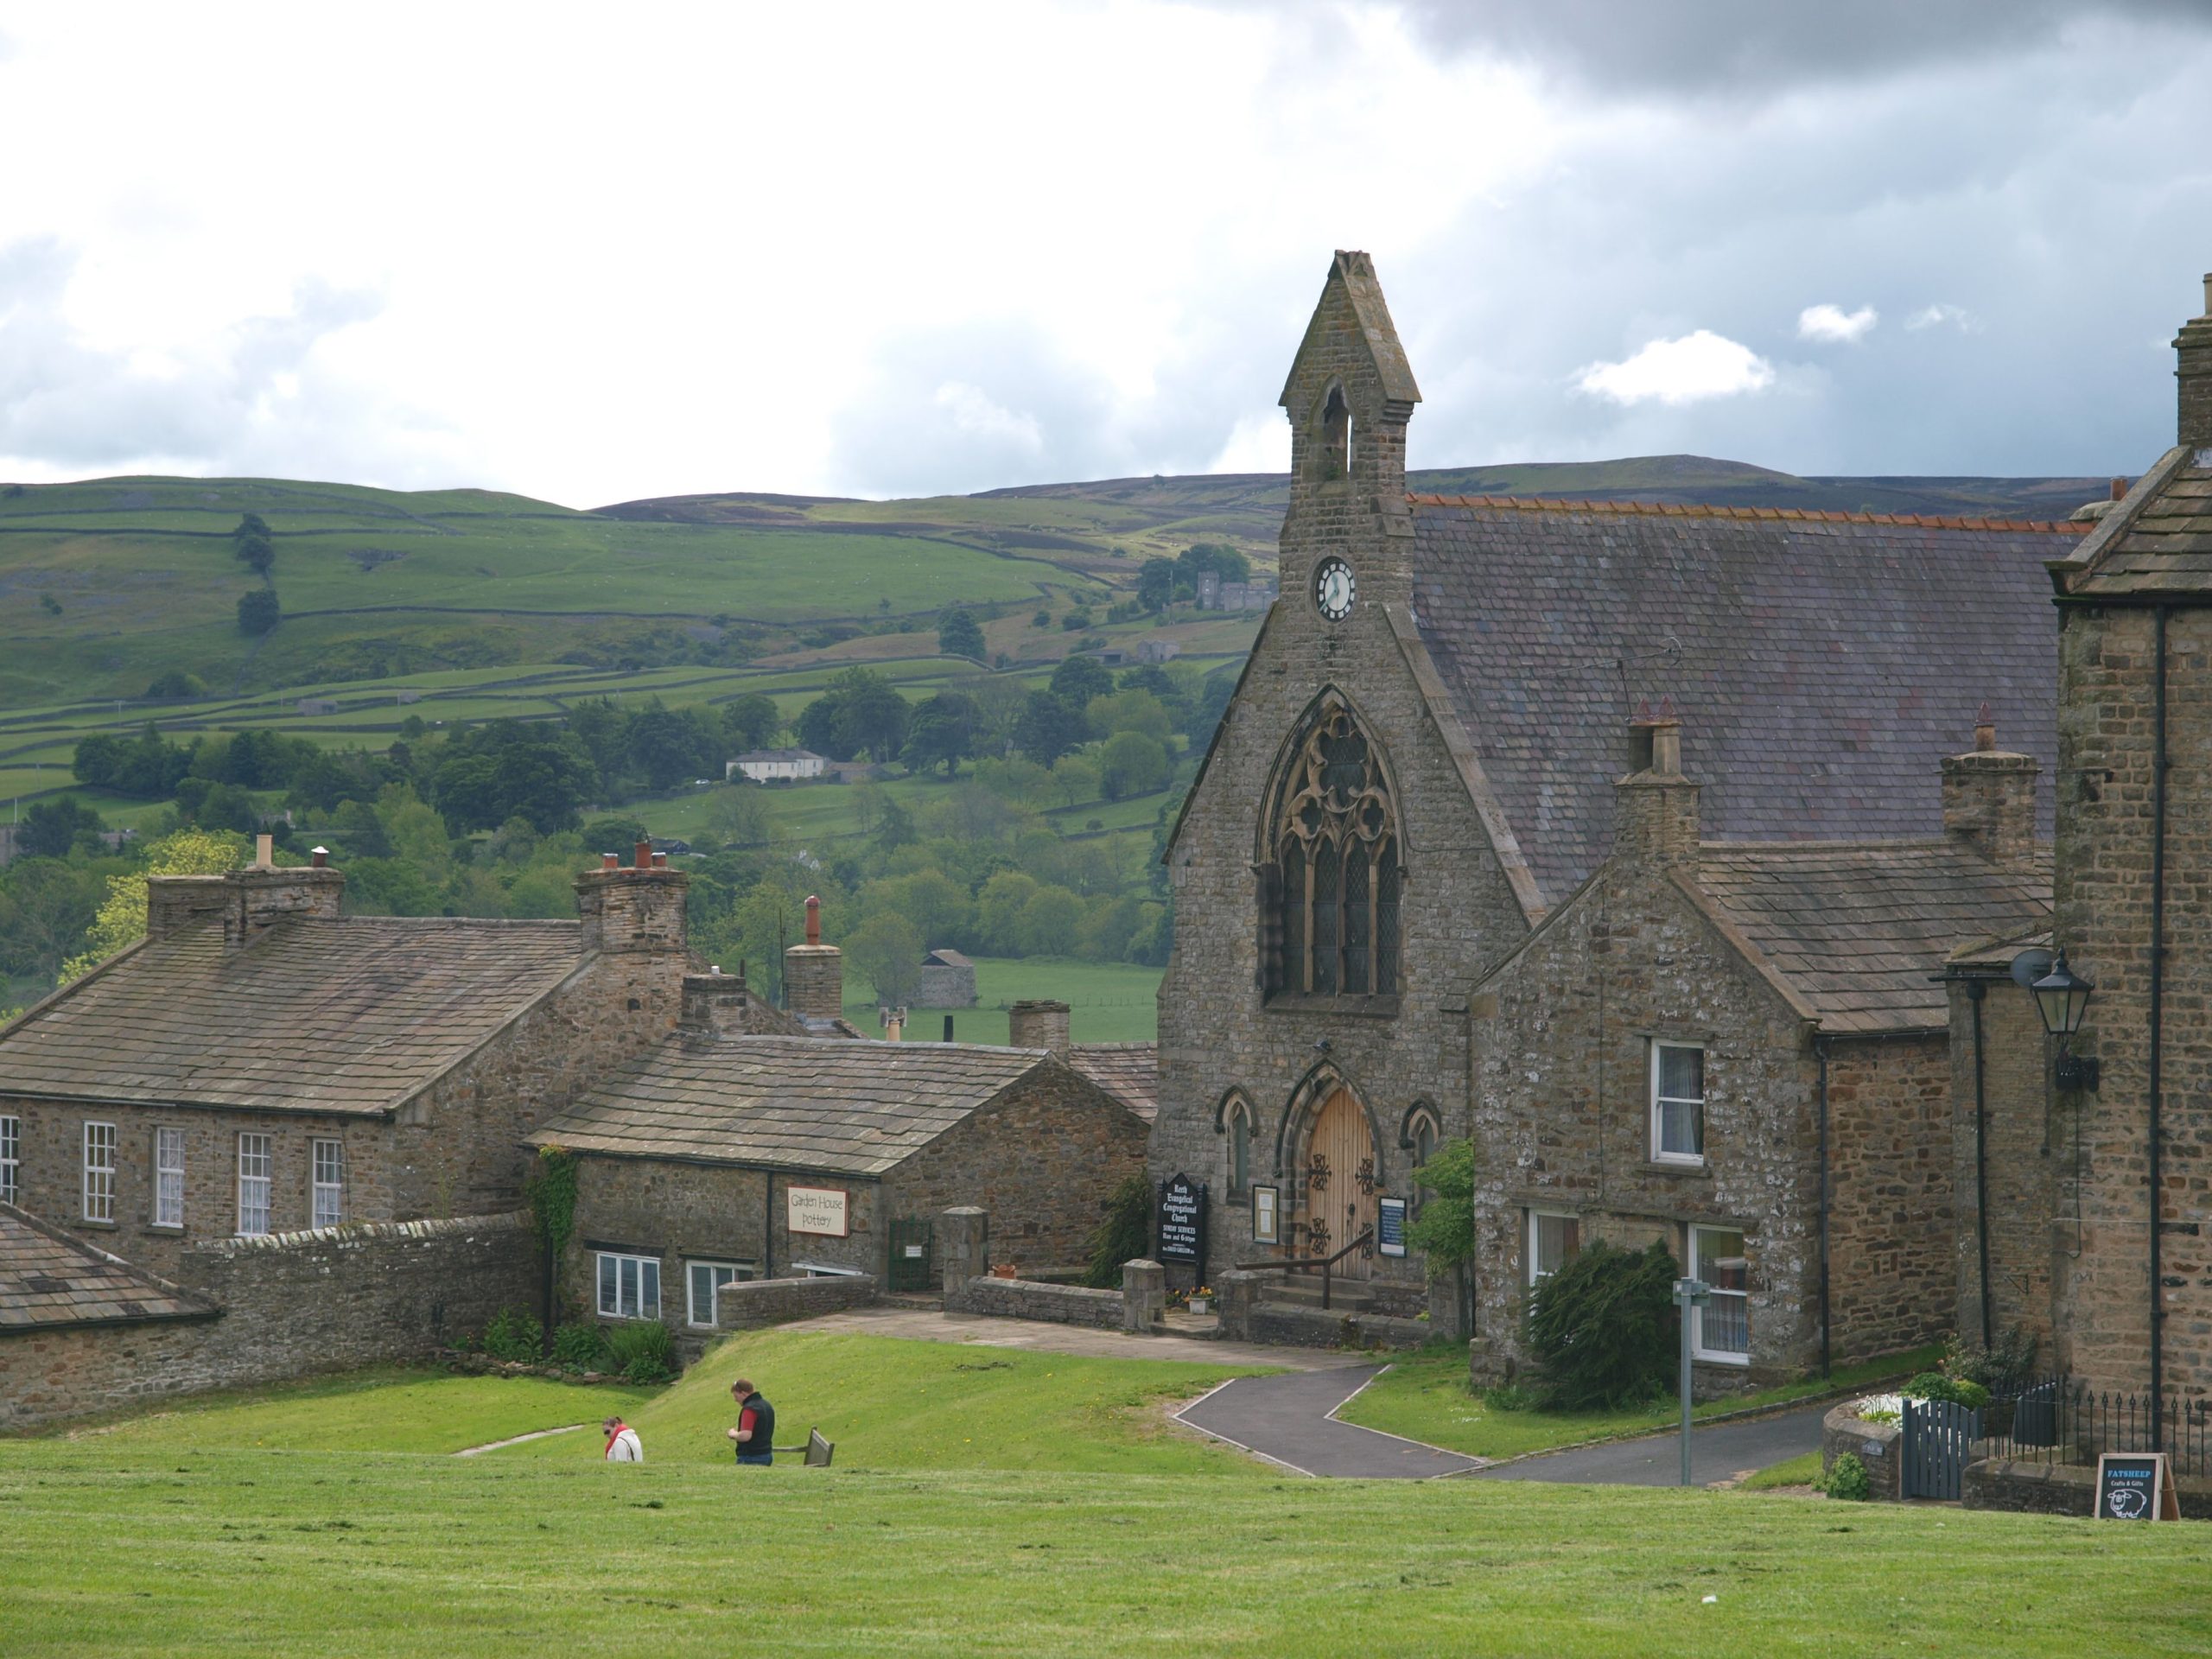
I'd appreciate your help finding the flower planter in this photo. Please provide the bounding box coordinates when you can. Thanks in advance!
[1187,1298,1211,1315]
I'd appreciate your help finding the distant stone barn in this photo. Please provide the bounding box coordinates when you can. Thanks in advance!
[916,948,977,1007]
[1152,250,2083,1379]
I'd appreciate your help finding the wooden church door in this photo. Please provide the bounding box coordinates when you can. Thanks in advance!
[1301,1087,1377,1280]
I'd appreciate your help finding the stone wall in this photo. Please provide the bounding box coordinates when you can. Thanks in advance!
[884,1062,1147,1278]
[944,1274,1124,1329]
[1821,1403,1903,1501]
[1824,1034,1956,1365]
[1467,862,1821,1389]
[0,1212,534,1430]
[2052,602,2212,1395]
[714,1273,878,1331]
[1964,1456,2212,1519]
[1153,257,1535,1308]
[1948,977,2061,1356]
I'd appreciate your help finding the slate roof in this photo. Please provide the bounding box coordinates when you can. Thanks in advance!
[1067,1042,1157,1122]
[529,1037,1099,1175]
[1408,496,2082,906]
[2057,445,2212,596]
[1691,842,2052,1033]
[0,1203,218,1333]
[0,918,584,1116]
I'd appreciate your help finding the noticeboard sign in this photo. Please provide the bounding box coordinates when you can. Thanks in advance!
[1376,1197,1408,1257]
[1158,1173,1207,1265]
[786,1185,850,1238]
[1251,1184,1280,1245]
[2096,1452,2177,1521]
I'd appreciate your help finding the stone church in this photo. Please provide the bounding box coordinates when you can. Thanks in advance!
[1154,251,2081,1369]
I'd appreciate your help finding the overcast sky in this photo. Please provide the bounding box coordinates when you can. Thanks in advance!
[2,2,2208,506]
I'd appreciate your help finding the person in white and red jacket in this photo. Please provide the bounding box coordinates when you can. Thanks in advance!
[602,1415,642,1462]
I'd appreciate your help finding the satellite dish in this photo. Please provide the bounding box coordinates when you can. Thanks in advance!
[2011,947,2056,990]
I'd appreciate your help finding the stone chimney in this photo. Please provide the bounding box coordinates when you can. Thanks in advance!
[574,840,689,955]
[1942,704,2039,865]
[2177,272,2212,448]
[1008,999,1071,1056]
[679,965,756,1046]
[146,844,345,946]
[784,894,843,1022]
[1613,702,1701,870]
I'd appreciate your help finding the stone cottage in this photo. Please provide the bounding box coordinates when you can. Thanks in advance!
[527,1025,1151,1331]
[1153,249,2082,1340]
[1465,707,2050,1389]
[1955,274,2212,1411]
[0,837,692,1279]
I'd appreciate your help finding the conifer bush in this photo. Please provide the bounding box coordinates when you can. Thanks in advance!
[1524,1240,1678,1410]
[1083,1173,1154,1288]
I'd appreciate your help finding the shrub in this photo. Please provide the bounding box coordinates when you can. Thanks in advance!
[481,1306,542,1363]
[1083,1173,1154,1288]
[1945,1325,2038,1394]
[550,1322,607,1370]
[1900,1372,1991,1411]
[1483,1382,1540,1413]
[1826,1452,1872,1502]
[602,1320,676,1383]
[1524,1240,1678,1410]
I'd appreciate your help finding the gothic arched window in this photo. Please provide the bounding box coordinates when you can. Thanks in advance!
[1264,698,1400,999]
[1403,1102,1441,1211]
[1226,1098,1254,1196]
[1321,385,1352,479]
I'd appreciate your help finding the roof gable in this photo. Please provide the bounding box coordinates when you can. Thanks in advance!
[1277,250,1421,410]
[0,917,585,1115]
[0,1203,217,1332]
[1408,497,2075,904]
[2056,444,2212,596]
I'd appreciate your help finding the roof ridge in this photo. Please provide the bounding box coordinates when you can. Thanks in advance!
[1407,491,2090,536]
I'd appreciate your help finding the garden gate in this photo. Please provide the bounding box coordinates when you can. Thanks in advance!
[887,1217,935,1293]
[1902,1397,1982,1500]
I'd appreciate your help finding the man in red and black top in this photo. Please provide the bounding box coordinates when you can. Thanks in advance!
[728,1377,774,1466]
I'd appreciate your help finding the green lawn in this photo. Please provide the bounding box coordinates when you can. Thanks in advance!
[1338,1344,1942,1461]
[848,955,1163,1045]
[493,1331,1268,1475]
[4,1446,2207,1656]
[1738,1451,1826,1491]
[37,1364,654,1455]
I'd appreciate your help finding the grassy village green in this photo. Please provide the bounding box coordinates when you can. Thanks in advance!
[5,1441,2208,1656]
[1337,1343,1945,1461]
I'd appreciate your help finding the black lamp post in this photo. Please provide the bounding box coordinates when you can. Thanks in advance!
[2030,950,2100,1092]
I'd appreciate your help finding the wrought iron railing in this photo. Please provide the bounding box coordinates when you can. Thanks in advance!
[1235,1225,1375,1312]
[1974,1376,2212,1478]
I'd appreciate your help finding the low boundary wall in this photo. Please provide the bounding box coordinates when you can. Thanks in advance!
[715,1274,879,1331]
[945,1274,1122,1330]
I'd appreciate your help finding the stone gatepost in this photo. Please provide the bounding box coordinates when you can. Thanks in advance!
[1215,1268,1262,1342]
[1122,1258,1166,1334]
[939,1206,988,1297]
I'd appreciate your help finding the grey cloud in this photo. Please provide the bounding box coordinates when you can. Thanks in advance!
[1389,0,2212,96]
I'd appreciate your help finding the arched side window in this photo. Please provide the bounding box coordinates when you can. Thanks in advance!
[1216,1090,1257,1198]
[1321,385,1352,479]
[1402,1102,1441,1209]
[1262,697,1400,999]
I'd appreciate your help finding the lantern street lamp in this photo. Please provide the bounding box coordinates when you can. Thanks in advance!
[2030,950,2101,1092]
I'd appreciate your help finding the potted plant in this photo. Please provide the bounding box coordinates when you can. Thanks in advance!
[1187,1286,1212,1315]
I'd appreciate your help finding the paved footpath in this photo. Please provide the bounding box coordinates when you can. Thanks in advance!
[1177,1366,1483,1478]
[783,1302,1344,1370]
[1470,1402,1828,1486]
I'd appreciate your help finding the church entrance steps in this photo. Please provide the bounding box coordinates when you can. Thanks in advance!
[1254,1280,1377,1313]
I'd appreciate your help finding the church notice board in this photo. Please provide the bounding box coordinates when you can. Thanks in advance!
[1158,1173,1207,1265]
[2096,1452,2181,1521]
[1376,1197,1408,1257]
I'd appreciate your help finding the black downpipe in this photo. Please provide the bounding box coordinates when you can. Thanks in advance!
[2150,606,2170,1437]
[1815,1037,1832,1381]
[764,1170,775,1281]
[1968,981,1993,1350]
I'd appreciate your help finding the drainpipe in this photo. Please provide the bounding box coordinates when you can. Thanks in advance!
[2150,607,2170,1436]
[764,1170,775,1281]
[1967,980,1993,1351]
[1815,1034,1832,1381]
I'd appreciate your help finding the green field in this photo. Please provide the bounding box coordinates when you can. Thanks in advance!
[844,955,1162,1044]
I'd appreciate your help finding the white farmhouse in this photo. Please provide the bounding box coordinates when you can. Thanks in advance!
[728,748,829,784]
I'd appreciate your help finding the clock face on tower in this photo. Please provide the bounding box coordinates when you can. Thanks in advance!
[1314,557,1356,621]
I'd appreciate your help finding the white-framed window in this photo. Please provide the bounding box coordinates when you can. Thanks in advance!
[1527,1210,1581,1287]
[82,1122,117,1223]
[1650,1042,1706,1165]
[597,1251,661,1320]
[154,1128,185,1228]
[685,1260,753,1327]
[1689,1224,1750,1364]
[311,1138,343,1230]
[237,1133,272,1236]
[0,1114,18,1205]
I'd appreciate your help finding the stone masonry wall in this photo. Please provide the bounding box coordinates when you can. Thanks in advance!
[1468,863,1821,1389]
[2053,604,2212,1396]
[887,1065,1147,1277]
[944,1274,1124,1329]
[0,1212,534,1430]
[1948,977,2061,1356]
[1154,271,1531,1302]
[1824,1034,1957,1365]
[715,1273,879,1331]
